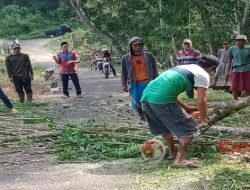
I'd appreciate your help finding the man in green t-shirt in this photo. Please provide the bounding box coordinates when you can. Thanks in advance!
[226,35,250,100]
[141,55,219,168]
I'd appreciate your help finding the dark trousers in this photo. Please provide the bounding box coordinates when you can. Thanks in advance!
[13,76,32,102]
[110,63,116,76]
[0,87,13,109]
[61,73,82,96]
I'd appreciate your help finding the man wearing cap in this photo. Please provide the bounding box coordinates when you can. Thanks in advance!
[121,36,158,121]
[175,39,201,98]
[5,43,33,103]
[176,39,201,65]
[227,35,250,100]
[141,55,219,168]
[211,42,230,86]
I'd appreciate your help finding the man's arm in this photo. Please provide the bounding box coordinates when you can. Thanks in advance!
[5,56,13,79]
[196,87,208,123]
[226,49,233,77]
[217,49,221,59]
[149,53,159,78]
[69,52,80,64]
[177,98,198,112]
[195,50,202,59]
[26,55,33,78]
[121,56,128,92]
[175,53,181,65]
[53,52,61,64]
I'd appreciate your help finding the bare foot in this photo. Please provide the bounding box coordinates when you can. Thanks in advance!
[173,159,201,168]
[166,152,177,160]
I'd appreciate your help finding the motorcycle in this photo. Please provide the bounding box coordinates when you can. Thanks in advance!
[103,58,111,79]
[43,64,61,93]
[92,57,103,72]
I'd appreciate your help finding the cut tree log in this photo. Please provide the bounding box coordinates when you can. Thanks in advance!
[203,96,250,134]
[205,126,250,138]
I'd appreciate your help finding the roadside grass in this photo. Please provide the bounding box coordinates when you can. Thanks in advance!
[0,100,54,128]
[130,159,250,190]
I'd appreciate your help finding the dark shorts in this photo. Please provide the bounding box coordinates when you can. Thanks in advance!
[231,71,250,91]
[142,102,198,139]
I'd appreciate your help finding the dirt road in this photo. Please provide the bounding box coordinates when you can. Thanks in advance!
[0,38,144,190]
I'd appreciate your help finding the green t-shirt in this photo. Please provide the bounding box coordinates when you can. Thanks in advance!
[141,69,192,104]
[229,45,250,72]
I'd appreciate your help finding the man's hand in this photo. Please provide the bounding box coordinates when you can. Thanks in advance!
[225,73,231,81]
[186,106,198,113]
[30,75,34,80]
[52,55,57,60]
[9,78,13,83]
[198,118,208,129]
[123,86,128,92]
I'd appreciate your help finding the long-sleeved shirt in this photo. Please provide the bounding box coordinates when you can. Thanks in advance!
[56,50,79,74]
[5,53,33,78]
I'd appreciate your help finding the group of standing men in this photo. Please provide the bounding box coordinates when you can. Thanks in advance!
[121,34,250,167]
[1,34,250,167]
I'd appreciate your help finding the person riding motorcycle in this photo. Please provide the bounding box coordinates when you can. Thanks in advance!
[102,48,116,76]
[90,50,101,70]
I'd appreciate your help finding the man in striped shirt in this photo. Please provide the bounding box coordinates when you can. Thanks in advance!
[175,39,201,98]
[176,39,201,65]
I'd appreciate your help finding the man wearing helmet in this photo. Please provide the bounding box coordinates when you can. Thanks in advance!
[102,49,116,76]
[141,55,219,168]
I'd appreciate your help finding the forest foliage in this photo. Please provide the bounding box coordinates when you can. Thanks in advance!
[1,0,250,62]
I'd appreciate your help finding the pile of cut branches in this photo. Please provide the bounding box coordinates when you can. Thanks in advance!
[55,120,153,162]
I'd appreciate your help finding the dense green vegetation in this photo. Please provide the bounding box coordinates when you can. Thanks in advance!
[2,0,250,61]
[0,0,76,39]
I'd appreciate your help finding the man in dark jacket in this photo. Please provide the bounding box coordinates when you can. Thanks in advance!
[121,36,158,121]
[5,43,33,103]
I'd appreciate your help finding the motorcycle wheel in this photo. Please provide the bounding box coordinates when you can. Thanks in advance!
[104,68,109,79]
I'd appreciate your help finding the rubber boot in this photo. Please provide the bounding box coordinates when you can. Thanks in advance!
[18,93,25,103]
[137,108,146,122]
[26,93,33,103]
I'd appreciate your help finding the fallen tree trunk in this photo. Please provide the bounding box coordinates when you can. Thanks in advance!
[203,96,250,133]
[206,126,250,138]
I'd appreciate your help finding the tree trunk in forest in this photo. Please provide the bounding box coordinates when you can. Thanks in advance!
[199,7,215,54]
[234,0,250,34]
[69,0,123,57]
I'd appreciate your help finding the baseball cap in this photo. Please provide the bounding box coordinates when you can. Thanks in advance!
[132,39,143,45]
[235,35,247,41]
[11,43,21,49]
[197,55,219,68]
[223,41,229,45]
[183,39,192,44]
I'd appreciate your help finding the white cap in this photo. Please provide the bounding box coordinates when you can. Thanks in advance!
[235,35,247,41]
[183,39,192,44]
